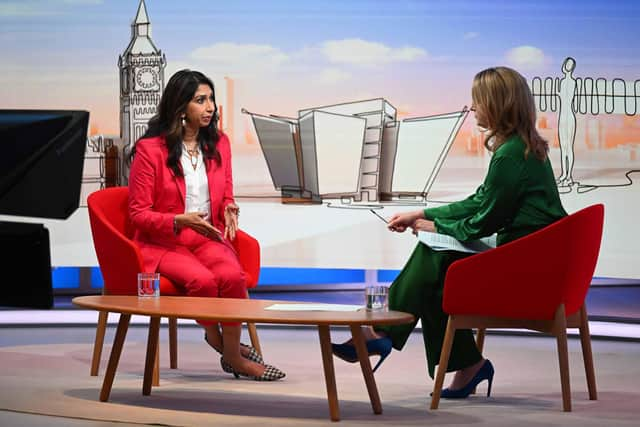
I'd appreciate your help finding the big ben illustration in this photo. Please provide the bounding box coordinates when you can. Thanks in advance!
[118,0,166,183]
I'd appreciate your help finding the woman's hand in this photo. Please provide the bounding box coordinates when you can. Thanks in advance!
[175,212,222,241]
[223,203,240,241]
[410,219,436,235]
[387,210,425,233]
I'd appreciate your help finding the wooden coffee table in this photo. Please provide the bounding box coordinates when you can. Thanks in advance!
[73,295,414,422]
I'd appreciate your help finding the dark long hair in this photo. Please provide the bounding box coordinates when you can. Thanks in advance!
[472,66,548,161]
[130,69,221,176]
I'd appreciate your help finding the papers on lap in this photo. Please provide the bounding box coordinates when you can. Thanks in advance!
[417,231,497,254]
[265,303,364,312]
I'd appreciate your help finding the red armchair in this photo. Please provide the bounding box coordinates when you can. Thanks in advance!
[430,204,604,412]
[87,186,262,379]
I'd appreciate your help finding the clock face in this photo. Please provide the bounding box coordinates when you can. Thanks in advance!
[135,67,159,91]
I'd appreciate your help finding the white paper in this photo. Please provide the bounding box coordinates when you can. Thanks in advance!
[264,303,364,312]
[417,231,497,254]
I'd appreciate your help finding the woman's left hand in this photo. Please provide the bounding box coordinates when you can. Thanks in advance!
[224,203,240,241]
[410,219,436,235]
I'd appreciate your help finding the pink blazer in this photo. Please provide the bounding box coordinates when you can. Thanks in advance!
[128,132,235,273]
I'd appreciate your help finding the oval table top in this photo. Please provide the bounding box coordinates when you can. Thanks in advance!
[72,295,415,327]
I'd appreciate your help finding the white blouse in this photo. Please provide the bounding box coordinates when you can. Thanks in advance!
[180,148,211,221]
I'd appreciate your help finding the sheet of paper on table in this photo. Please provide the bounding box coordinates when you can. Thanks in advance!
[265,303,364,312]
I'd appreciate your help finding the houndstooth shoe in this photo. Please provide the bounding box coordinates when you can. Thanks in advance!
[220,357,286,381]
[240,343,264,364]
[204,333,264,364]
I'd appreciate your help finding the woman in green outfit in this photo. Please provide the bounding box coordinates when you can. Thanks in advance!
[332,66,567,399]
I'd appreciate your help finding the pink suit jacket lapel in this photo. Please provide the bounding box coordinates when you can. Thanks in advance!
[205,156,218,207]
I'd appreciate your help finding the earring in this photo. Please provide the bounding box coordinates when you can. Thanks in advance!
[181,116,186,127]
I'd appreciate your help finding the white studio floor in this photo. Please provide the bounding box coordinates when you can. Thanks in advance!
[1,322,640,427]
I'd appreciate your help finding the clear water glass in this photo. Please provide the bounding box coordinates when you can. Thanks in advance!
[137,273,160,297]
[365,285,388,311]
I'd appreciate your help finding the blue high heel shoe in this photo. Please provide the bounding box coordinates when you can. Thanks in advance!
[331,337,392,373]
[440,359,494,399]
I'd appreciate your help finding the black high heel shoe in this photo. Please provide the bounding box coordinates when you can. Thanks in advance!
[204,333,264,364]
[439,359,494,399]
[220,357,286,381]
[331,337,392,373]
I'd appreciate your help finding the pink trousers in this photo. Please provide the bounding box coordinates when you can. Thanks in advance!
[157,239,247,327]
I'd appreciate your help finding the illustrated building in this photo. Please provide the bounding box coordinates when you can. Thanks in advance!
[245,99,468,203]
[118,0,166,183]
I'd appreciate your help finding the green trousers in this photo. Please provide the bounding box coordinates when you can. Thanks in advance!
[376,243,482,379]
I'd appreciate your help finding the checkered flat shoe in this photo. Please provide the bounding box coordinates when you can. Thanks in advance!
[220,357,286,381]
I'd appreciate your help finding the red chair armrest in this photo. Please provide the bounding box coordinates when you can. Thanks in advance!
[232,229,261,288]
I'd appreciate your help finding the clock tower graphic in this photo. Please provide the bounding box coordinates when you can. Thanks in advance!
[118,0,166,183]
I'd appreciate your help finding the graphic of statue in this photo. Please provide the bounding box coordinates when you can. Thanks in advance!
[557,57,578,186]
[532,57,640,191]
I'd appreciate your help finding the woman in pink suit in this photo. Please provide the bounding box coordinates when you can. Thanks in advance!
[128,69,284,381]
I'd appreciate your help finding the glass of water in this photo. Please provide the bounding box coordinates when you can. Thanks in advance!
[137,273,160,297]
[365,285,388,311]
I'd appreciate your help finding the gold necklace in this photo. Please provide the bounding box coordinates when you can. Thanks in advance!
[183,143,199,170]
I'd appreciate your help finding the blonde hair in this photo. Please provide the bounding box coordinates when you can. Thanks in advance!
[472,66,548,160]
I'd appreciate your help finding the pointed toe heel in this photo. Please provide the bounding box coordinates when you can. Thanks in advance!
[240,343,264,364]
[220,357,285,381]
[331,343,358,363]
[371,350,391,373]
[440,360,495,399]
[331,337,393,373]
[220,357,240,379]
[486,373,493,398]
[205,333,263,364]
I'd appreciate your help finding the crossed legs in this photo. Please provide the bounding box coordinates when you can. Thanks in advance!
[157,242,266,376]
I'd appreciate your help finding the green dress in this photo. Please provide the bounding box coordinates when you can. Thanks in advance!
[376,134,567,379]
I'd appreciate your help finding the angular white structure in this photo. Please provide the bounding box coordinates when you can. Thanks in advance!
[245,99,468,203]
[383,111,467,197]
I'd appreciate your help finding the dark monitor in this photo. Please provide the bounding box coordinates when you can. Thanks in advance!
[0,110,89,219]
[0,110,89,309]
[0,221,53,309]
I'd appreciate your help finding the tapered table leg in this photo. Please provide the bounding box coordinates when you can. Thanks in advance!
[100,313,131,402]
[350,325,382,414]
[318,325,340,421]
[143,316,161,395]
[90,311,108,376]
[169,317,178,369]
[153,343,160,387]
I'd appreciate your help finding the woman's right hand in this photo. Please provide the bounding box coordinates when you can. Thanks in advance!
[174,212,222,241]
[387,210,425,233]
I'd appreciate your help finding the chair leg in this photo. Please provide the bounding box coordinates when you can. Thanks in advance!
[245,289,262,357]
[169,317,178,369]
[247,322,262,357]
[578,305,597,400]
[91,311,109,376]
[471,328,486,394]
[430,316,457,410]
[475,328,486,354]
[554,305,572,412]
